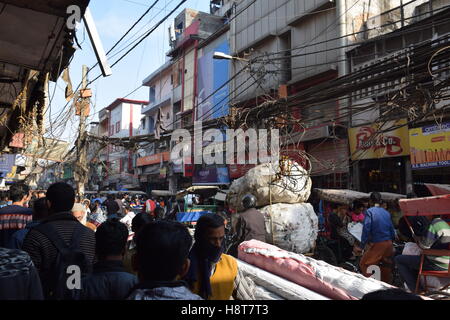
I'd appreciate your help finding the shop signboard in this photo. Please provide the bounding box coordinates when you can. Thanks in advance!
[136,152,170,167]
[409,122,450,169]
[193,165,230,185]
[9,133,24,148]
[197,40,230,120]
[159,167,167,179]
[348,119,410,160]
[0,154,16,173]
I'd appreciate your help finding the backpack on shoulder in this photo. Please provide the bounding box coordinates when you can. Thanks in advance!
[34,223,90,300]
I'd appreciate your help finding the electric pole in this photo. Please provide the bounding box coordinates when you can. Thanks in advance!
[75,65,90,198]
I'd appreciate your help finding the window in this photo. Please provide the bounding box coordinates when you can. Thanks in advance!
[110,125,114,136]
[148,117,155,133]
[149,86,156,102]
[175,22,183,39]
[141,118,146,130]
[166,112,170,120]
[116,121,120,133]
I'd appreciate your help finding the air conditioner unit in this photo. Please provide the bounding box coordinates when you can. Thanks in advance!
[168,21,176,45]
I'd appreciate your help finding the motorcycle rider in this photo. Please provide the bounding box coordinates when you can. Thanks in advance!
[229,194,266,257]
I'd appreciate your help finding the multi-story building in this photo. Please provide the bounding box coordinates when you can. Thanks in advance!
[347,0,450,195]
[136,61,174,193]
[98,98,148,190]
[135,8,228,193]
[226,0,450,190]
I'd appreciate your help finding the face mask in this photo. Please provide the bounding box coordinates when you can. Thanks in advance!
[200,240,224,263]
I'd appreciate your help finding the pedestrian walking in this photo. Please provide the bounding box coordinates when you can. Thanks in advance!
[127,220,202,300]
[22,182,96,299]
[354,192,396,284]
[79,219,137,300]
[184,214,239,300]
[0,182,32,247]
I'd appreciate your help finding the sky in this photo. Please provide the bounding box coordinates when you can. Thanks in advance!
[47,0,210,144]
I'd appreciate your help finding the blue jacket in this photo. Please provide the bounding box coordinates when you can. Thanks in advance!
[79,260,138,300]
[360,206,395,249]
[8,221,40,250]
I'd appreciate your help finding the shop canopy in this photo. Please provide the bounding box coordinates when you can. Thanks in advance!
[314,189,370,205]
[379,192,406,203]
[176,186,220,199]
[425,183,450,196]
[151,190,175,197]
[399,195,450,217]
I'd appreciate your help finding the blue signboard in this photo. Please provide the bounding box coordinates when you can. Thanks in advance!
[192,165,230,186]
[197,40,230,120]
[0,154,15,173]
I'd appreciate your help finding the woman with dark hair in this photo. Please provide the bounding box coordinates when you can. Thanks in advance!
[351,200,365,223]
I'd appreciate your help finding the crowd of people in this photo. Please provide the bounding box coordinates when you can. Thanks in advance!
[0,182,243,300]
[0,181,448,300]
[318,191,450,293]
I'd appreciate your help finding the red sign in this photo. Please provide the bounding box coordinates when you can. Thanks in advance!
[9,133,24,148]
[184,163,194,177]
[137,152,170,167]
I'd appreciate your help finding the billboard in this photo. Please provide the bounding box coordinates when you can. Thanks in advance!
[409,122,450,170]
[348,119,410,160]
[193,164,230,186]
[197,40,230,120]
[24,138,69,162]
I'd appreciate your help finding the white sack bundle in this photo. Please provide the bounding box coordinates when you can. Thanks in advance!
[226,161,312,211]
[261,203,318,254]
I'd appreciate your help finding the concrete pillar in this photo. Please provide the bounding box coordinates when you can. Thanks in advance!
[352,161,360,191]
[405,157,413,195]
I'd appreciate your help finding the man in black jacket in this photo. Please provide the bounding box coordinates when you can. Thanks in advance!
[22,182,96,299]
[79,219,137,300]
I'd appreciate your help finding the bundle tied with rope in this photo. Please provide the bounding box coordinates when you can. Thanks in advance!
[226,159,318,254]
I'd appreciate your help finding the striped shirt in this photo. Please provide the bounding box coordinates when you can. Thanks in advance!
[421,218,450,270]
[22,212,96,276]
[0,205,32,247]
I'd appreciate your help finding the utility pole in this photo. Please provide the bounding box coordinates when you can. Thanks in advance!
[75,65,90,198]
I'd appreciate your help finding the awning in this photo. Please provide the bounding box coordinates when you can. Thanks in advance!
[399,195,450,216]
[314,188,369,205]
[142,164,161,175]
[379,192,406,203]
[425,183,450,196]
[176,186,220,199]
[151,190,175,197]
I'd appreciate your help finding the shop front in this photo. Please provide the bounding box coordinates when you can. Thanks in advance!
[408,122,450,196]
[307,139,350,189]
[349,119,411,194]
[288,123,349,189]
[137,152,170,193]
